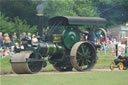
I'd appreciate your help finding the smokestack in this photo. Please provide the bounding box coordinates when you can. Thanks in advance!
[37,14,43,37]
[36,1,46,38]
[36,1,48,38]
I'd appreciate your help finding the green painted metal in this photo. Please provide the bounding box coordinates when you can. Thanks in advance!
[63,28,80,49]
[47,43,64,55]
[52,34,62,43]
[47,44,55,55]
[56,44,64,54]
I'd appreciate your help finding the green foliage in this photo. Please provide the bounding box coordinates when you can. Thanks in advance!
[0,0,37,25]
[99,0,113,4]
[13,17,36,34]
[73,0,99,17]
[0,13,13,33]
[45,0,98,17]
[0,0,128,30]
[45,0,77,17]
[0,12,36,35]
[99,0,128,5]
[97,0,128,25]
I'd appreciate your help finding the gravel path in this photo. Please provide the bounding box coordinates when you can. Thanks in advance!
[1,69,120,76]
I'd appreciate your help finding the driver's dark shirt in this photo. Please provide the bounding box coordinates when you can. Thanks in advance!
[87,31,96,42]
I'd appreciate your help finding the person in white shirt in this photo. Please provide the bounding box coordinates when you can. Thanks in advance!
[32,34,38,43]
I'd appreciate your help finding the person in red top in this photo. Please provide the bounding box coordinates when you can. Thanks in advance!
[99,35,104,42]
[99,35,105,50]
[121,39,125,44]
[115,36,118,40]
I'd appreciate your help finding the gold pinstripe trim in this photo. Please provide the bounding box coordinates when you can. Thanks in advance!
[53,44,56,54]
[46,43,49,55]
[62,46,65,54]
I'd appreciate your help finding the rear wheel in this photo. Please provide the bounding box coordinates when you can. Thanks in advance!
[70,41,97,71]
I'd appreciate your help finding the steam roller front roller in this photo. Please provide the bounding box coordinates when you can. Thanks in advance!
[70,41,97,71]
[10,51,43,74]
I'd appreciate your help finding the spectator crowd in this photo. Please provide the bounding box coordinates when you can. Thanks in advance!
[95,30,127,54]
[0,30,127,58]
[0,32,38,58]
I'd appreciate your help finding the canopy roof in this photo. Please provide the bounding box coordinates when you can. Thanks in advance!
[48,16,107,26]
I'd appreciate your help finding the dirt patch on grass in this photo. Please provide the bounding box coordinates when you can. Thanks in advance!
[0,71,14,75]
[0,69,121,76]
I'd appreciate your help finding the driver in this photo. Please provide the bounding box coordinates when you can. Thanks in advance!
[87,28,96,43]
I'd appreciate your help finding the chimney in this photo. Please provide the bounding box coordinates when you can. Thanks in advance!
[36,2,48,38]
[36,13,44,37]
[36,13,48,39]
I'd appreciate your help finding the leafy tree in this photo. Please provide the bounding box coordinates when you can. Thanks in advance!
[0,0,99,25]
[0,0,37,25]
[95,0,128,25]
[45,0,77,17]
[1,0,127,27]
[45,0,98,17]
[0,12,36,35]
[73,0,99,17]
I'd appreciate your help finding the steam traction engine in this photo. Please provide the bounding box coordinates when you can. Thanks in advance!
[10,16,107,74]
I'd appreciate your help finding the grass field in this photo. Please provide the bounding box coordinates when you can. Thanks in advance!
[1,71,128,85]
[1,48,128,85]
[0,48,115,74]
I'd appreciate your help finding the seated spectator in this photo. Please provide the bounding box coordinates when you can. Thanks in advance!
[3,33,12,48]
[8,50,15,56]
[15,43,20,49]
[32,34,38,43]
[27,33,31,40]
[0,49,3,57]
[3,48,10,56]
[0,32,4,49]
[20,32,26,40]
[12,32,17,45]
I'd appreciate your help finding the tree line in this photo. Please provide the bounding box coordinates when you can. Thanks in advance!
[0,0,128,34]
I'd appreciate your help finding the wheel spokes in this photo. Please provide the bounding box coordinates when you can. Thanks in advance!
[77,51,84,56]
[78,45,93,70]
[70,41,96,71]
[81,45,85,55]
